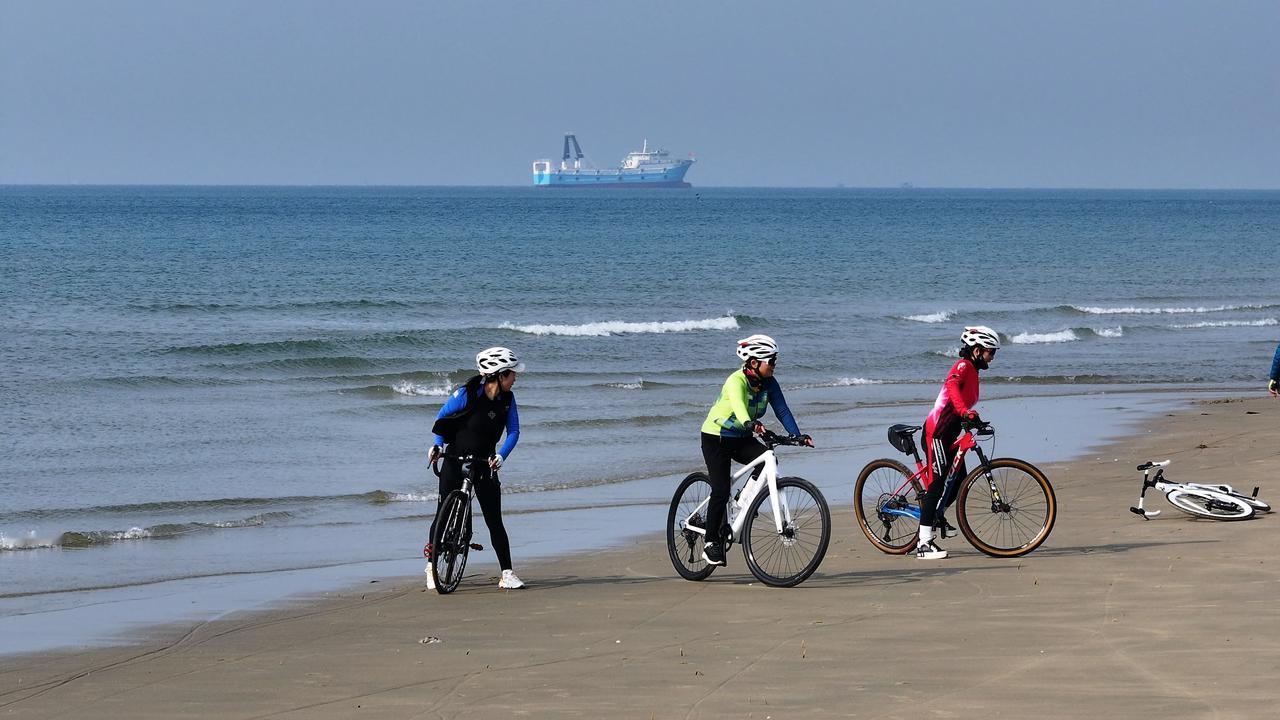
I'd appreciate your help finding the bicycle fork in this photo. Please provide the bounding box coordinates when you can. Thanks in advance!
[972,446,1011,514]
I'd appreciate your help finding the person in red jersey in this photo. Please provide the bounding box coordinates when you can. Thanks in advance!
[916,326,1000,560]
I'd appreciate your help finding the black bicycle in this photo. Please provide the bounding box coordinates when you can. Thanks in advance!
[427,453,487,595]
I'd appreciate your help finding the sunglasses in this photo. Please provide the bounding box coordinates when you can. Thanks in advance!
[762,355,778,367]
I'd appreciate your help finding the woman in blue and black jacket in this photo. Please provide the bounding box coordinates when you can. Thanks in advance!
[425,347,525,590]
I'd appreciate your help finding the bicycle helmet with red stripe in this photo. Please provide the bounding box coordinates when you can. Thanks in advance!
[736,334,778,361]
[960,326,1001,349]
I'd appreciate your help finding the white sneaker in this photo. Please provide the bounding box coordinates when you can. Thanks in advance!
[916,540,948,560]
[498,569,525,589]
[424,563,437,590]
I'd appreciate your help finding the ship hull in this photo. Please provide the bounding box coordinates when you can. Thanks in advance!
[534,160,693,188]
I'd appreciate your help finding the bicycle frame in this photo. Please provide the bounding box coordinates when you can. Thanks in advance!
[879,424,1003,522]
[1129,460,1252,520]
[681,446,790,542]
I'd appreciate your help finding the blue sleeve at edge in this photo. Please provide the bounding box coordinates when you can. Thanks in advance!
[767,378,802,436]
[498,396,520,459]
[430,387,469,446]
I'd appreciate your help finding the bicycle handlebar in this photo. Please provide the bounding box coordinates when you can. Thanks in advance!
[430,452,490,478]
[1136,459,1171,471]
[960,419,995,436]
[759,429,813,448]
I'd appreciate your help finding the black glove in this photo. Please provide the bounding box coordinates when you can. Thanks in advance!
[745,420,764,435]
[800,434,814,447]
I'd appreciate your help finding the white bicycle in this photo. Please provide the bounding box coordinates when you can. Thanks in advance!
[666,430,831,588]
[1129,460,1269,521]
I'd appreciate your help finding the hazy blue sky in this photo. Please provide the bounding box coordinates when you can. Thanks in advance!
[2,1,1276,187]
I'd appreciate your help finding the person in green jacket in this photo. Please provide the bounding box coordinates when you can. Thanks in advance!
[699,334,812,566]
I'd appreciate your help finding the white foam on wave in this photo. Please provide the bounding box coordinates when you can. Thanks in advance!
[1071,304,1264,315]
[1009,330,1079,344]
[392,380,453,397]
[901,310,954,323]
[605,381,645,390]
[385,492,436,502]
[500,316,739,337]
[1172,319,1278,329]
[0,531,59,551]
[834,377,885,386]
[1094,327,1124,338]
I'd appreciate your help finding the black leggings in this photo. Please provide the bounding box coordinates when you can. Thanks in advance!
[428,457,513,571]
[700,432,767,544]
[920,419,965,528]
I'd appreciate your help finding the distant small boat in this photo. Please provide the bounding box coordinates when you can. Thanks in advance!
[532,135,694,188]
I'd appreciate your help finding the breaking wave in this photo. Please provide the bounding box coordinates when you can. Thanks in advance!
[900,310,954,323]
[1171,319,1278,329]
[498,316,740,337]
[1064,303,1279,315]
[390,380,454,397]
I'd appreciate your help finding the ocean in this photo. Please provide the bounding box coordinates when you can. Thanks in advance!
[2,186,1277,652]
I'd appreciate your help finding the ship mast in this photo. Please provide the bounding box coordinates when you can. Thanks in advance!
[562,134,584,170]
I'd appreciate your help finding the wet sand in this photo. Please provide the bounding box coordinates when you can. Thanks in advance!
[2,396,1277,719]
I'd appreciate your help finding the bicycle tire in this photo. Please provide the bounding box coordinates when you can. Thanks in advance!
[1185,484,1271,512]
[853,458,921,555]
[667,472,717,581]
[431,491,472,594]
[956,458,1056,558]
[742,476,831,588]
[1224,493,1270,513]
[1165,488,1254,520]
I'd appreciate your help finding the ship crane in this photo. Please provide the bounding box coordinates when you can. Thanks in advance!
[561,134,584,170]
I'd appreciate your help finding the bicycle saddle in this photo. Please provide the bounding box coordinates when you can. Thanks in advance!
[887,424,922,456]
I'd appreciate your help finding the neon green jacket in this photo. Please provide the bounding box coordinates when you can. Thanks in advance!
[701,370,801,437]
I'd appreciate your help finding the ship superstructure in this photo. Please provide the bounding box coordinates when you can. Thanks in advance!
[532,135,694,188]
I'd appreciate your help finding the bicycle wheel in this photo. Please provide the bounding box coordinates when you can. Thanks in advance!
[742,477,831,588]
[853,458,921,555]
[430,491,472,594]
[956,458,1056,558]
[1165,488,1254,520]
[1225,492,1271,513]
[667,472,717,581]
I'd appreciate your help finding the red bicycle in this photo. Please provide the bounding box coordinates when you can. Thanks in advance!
[853,420,1056,558]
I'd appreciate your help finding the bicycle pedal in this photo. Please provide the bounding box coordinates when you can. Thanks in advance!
[469,543,485,551]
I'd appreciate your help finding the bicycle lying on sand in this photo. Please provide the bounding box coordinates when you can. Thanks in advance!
[667,430,830,587]
[854,419,1057,558]
[1129,460,1269,521]
[426,453,488,594]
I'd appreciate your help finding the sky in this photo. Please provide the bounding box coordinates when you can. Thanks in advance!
[2,1,1277,188]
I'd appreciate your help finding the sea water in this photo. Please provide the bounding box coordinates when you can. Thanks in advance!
[2,186,1277,652]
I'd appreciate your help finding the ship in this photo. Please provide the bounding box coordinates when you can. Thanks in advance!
[532,135,694,188]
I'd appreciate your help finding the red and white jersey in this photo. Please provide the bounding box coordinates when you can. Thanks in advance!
[924,358,980,436]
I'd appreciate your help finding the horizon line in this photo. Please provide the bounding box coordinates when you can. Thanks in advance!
[3,183,1279,192]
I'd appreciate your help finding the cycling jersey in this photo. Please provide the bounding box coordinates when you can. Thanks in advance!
[432,379,520,460]
[922,358,980,490]
[700,370,802,437]
[1271,343,1280,382]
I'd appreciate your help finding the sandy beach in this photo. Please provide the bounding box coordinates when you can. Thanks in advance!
[3,395,1277,719]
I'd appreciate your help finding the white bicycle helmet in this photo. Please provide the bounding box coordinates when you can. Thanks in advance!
[960,326,1001,350]
[736,334,779,361]
[476,346,525,375]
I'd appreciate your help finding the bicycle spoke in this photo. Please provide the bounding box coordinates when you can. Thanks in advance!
[854,459,921,554]
[959,459,1056,557]
[743,478,831,587]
